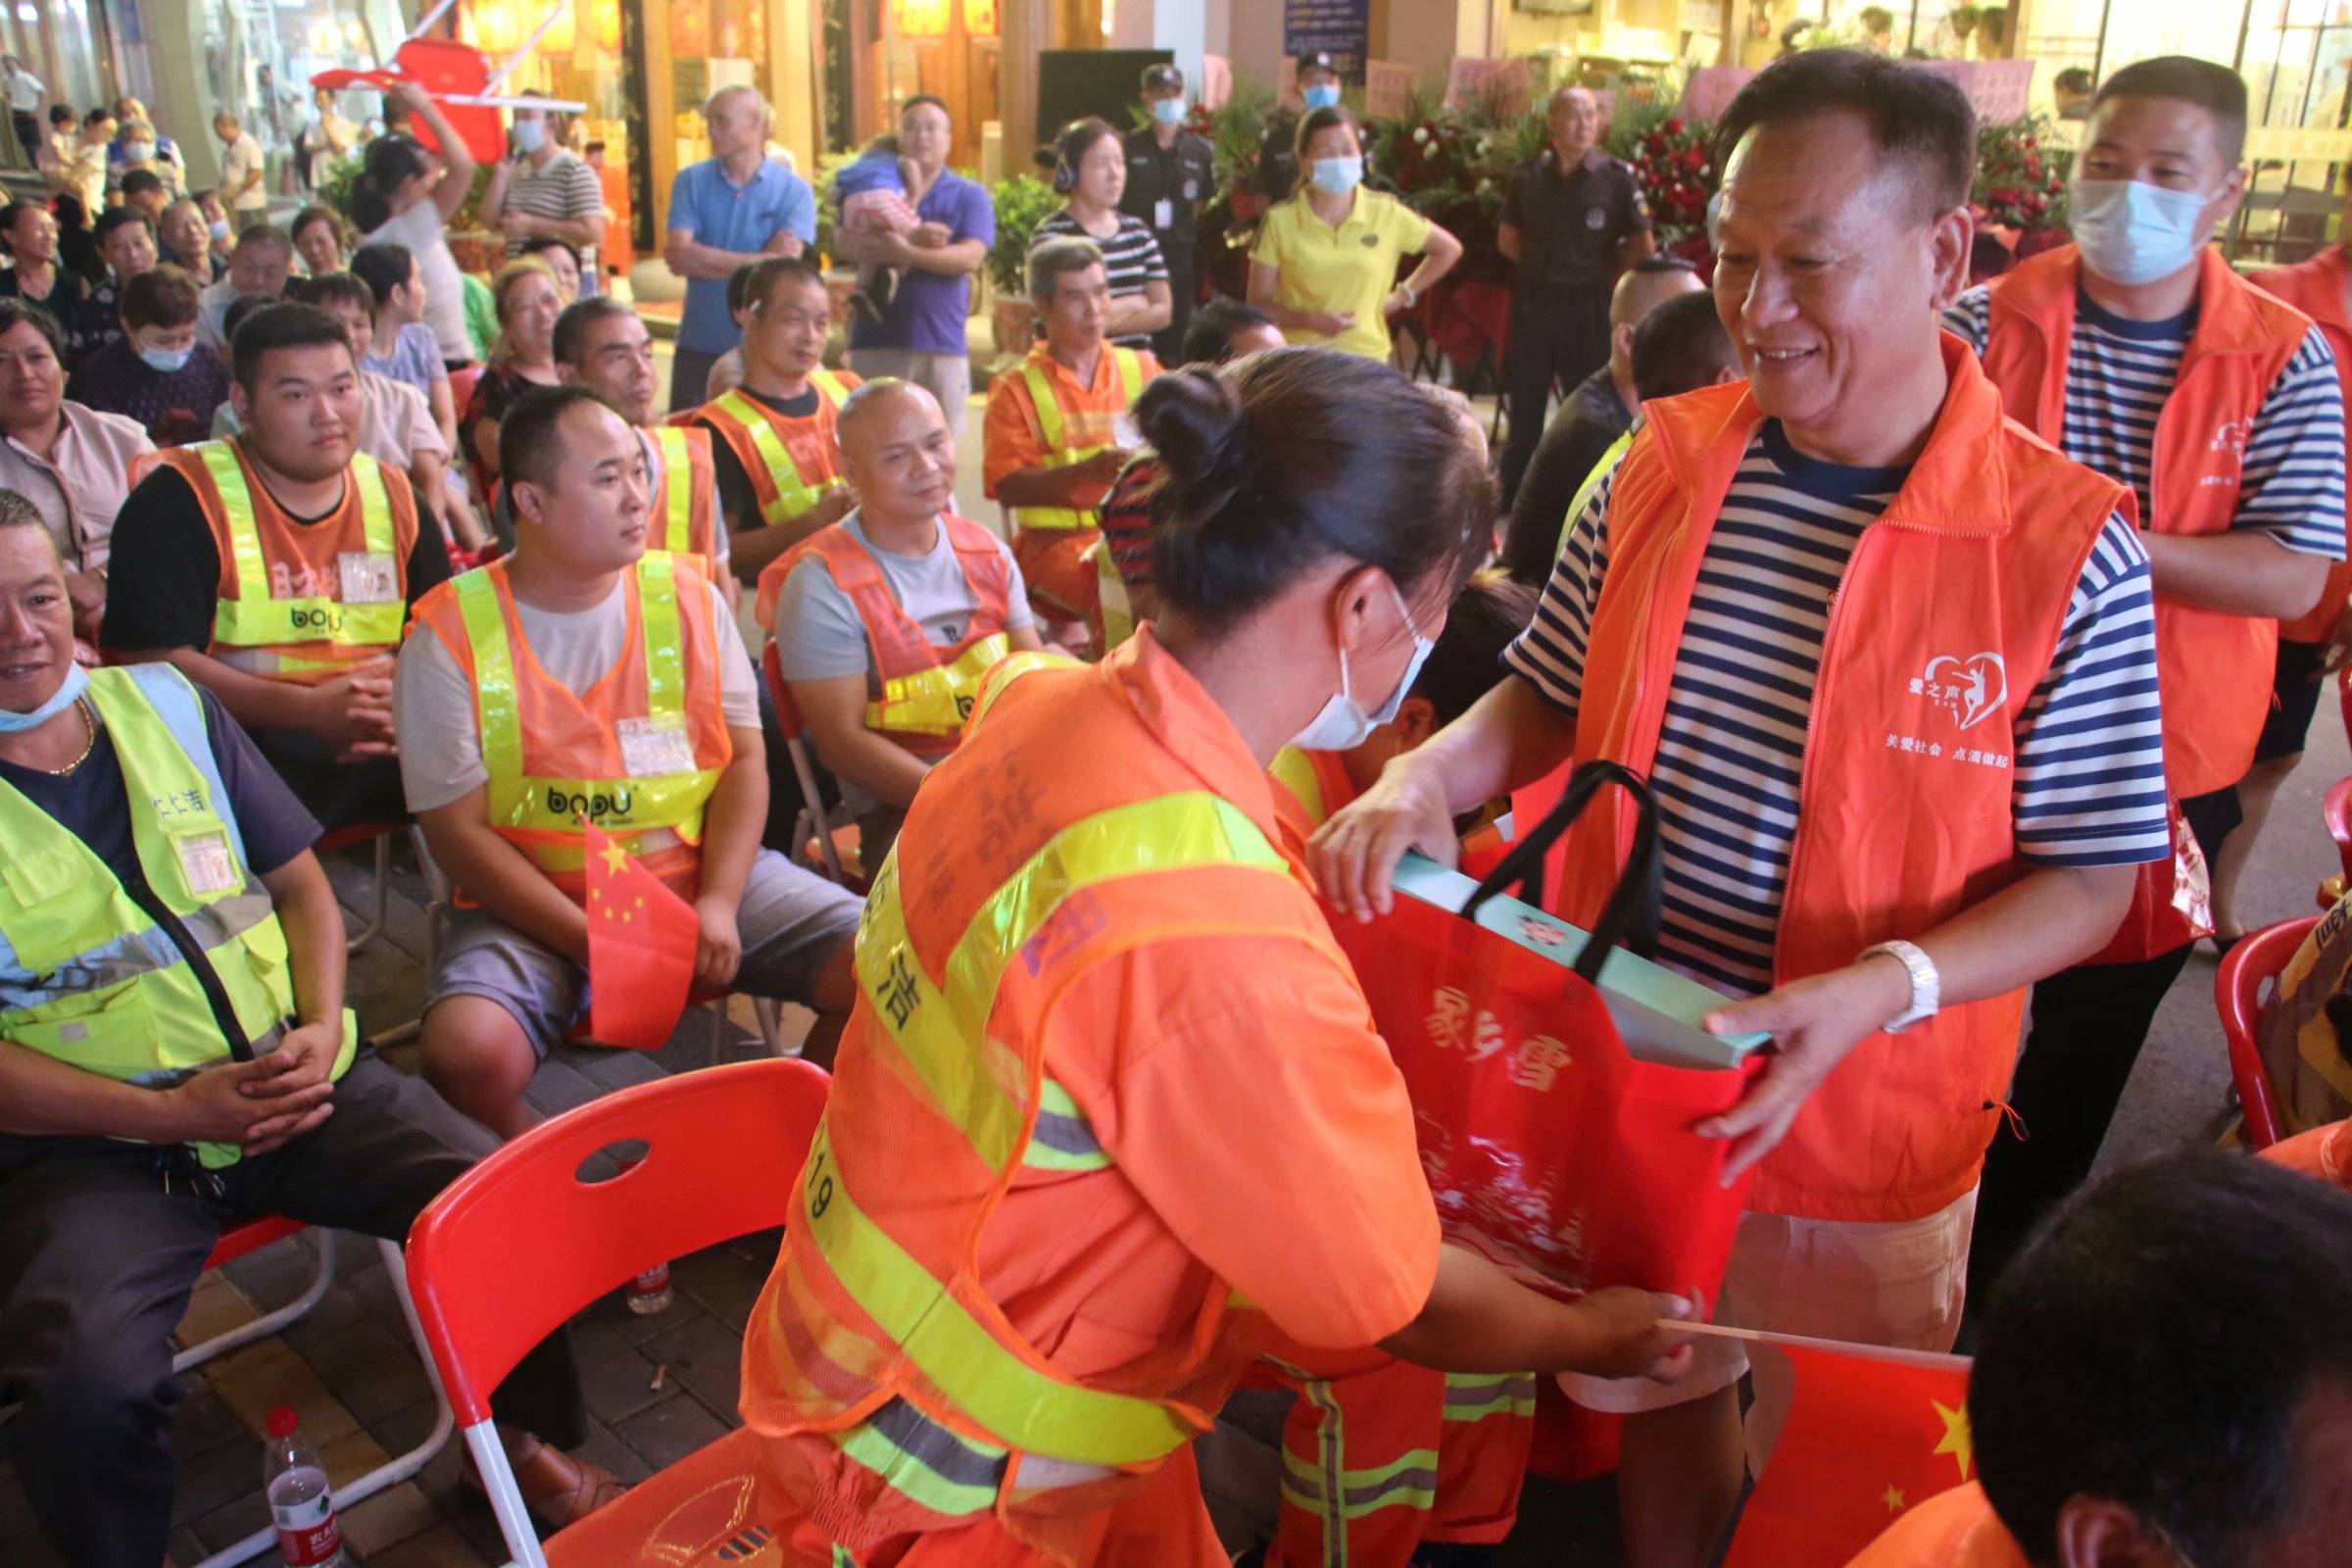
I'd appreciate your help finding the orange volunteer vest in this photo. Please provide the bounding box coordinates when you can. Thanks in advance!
[742,646,1364,1563]
[156,438,422,684]
[1980,244,2315,799]
[2249,244,2352,646]
[1555,340,2128,1224]
[409,551,734,899]
[643,423,720,566]
[760,512,1016,758]
[1846,1484,2029,1568]
[1269,745,1358,837]
[690,370,858,532]
[1004,343,1150,532]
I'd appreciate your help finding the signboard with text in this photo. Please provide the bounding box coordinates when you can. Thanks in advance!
[1285,0,1371,84]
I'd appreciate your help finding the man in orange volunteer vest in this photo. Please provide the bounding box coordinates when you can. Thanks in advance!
[1315,54,2167,1568]
[395,386,861,1139]
[1850,1148,2352,1568]
[2222,189,2352,947]
[102,300,452,830]
[554,294,734,603]
[683,255,859,584]
[1943,57,2348,1298]
[757,378,1042,865]
[983,235,1160,640]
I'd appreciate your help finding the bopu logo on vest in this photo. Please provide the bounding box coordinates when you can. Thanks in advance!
[1911,652,2007,731]
[543,785,637,820]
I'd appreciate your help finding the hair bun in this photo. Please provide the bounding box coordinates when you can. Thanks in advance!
[1135,367,1249,519]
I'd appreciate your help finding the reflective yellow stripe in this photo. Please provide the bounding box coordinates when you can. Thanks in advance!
[1096,541,1135,649]
[831,1397,1006,1519]
[205,445,403,654]
[1441,1371,1538,1424]
[867,632,1010,737]
[803,1120,1196,1465]
[1279,1444,1440,1522]
[714,390,846,527]
[964,650,1078,731]
[653,425,698,554]
[1560,428,1635,564]
[1013,350,1142,532]
[1269,747,1329,827]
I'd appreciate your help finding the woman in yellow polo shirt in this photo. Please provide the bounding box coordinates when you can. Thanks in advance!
[1249,105,1462,363]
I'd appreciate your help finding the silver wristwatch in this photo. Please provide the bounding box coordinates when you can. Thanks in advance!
[1859,940,1940,1034]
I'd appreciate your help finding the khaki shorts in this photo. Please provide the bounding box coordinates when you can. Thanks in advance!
[1559,1188,1977,1471]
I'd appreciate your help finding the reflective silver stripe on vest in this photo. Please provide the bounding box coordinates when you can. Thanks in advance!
[0,881,275,1016]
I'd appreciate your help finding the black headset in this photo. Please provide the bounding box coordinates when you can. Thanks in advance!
[1052,119,1102,196]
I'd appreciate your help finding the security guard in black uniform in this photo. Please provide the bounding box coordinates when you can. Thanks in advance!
[1495,83,1654,507]
[1122,63,1215,366]
[1253,50,1344,206]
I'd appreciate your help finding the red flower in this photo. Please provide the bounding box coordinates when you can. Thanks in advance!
[2022,193,2047,215]
[2047,174,2064,193]
[1663,117,1685,135]
[1645,131,1669,154]
[1680,147,1706,172]
[1987,186,2022,206]
[2023,156,2042,178]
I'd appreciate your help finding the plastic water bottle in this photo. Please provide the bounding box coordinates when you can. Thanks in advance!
[263,1406,349,1567]
[626,1260,674,1314]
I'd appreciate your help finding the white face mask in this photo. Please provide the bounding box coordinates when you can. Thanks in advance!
[2070,176,2220,287]
[1291,578,1436,752]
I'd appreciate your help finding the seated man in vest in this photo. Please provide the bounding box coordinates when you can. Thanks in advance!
[398,386,862,1139]
[982,236,1160,643]
[1850,1148,2352,1568]
[682,256,858,585]
[758,378,1043,866]
[102,301,452,830]
[0,489,612,1567]
[1313,53,2169,1568]
[554,294,733,604]
[1942,56,2348,1298]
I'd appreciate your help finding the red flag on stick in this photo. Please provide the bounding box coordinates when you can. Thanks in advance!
[582,819,698,1051]
[1723,1337,1975,1568]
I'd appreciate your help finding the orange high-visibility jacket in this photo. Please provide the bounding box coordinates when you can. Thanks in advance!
[759,513,1015,758]
[2248,244,2352,645]
[1979,243,2315,799]
[409,551,734,899]
[156,439,421,684]
[1553,339,2128,1223]
[689,371,858,531]
[642,423,721,567]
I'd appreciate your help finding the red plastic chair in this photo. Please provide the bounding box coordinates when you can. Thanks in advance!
[2216,915,2314,1152]
[760,641,855,885]
[2322,776,2352,909]
[405,1057,829,1566]
[178,1216,454,1568]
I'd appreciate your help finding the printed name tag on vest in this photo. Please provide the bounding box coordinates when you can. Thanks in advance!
[616,715,697,778]
[176,831,238,897]
[337,552,399,606]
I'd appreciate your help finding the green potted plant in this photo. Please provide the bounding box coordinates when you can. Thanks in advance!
[987,172,1062,357]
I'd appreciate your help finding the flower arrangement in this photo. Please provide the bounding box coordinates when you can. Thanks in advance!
[1629,117,1716,246]
[1973,115,2070,233]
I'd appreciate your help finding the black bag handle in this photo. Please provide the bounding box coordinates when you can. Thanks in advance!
[1460,760,1661,985]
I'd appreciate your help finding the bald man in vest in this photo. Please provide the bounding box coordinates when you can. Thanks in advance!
[1943,56,2347,1296]
[1314,52,2167,1568]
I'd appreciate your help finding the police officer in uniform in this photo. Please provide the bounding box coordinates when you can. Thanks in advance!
[1254,51,1345,206]
[1123,63,1214,366]
[1495,84,1654,507]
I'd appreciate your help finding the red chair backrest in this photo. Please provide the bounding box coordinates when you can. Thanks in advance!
[761,639,808,740]
[405,1057,827,1424]
[2327,777,2352,884]
[447,365,483,414]
[2217,916,2316,1152]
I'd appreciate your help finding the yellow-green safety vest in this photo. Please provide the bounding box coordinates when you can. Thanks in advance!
[1013,347,1145,531]
[1559,426,1637,565]
[201,441,405,673]
[0,664,358,1167]
[712,368,854,528]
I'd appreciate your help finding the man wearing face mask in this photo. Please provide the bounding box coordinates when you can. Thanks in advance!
[1122,64,1213,365]
[1255,50,1345,206]
[67,263,233,447]
[482,108,606,297]
[1944,56,2347,1296]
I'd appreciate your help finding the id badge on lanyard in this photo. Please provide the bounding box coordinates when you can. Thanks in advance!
[616,714,696,777]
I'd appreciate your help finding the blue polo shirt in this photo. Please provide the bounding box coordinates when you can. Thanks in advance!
[667,157,818,355]
[850,170,995,359]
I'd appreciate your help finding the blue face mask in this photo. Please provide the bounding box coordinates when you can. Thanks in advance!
[511,118,547,155]
[139,344,193,373]
[2069,176,2216,287]
[0,662,87,734]
[1150,96,1188,126]
[1310,156,1363,196]
[1302,83,1342,112]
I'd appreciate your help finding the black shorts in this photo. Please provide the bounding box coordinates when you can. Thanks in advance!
[2255,636,2332,763]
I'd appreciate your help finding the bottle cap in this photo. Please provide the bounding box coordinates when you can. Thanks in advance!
[267,1406,298,1438]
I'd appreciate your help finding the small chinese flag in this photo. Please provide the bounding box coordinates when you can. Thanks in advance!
[582,819,698,1051]
[1722,1341,1975,1568]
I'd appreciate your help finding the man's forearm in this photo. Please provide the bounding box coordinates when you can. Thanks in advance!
[695,734,769,909]
[992,465,1112,510]
[2142,530,2330,618]
[0,1037,184,1140]
[822,722,932,809]
[420,811,591,963]
[901,238,983,275]
[126,647,314,737]
[1380,1245,1621,1376]
[262,853,346,1027]
[1912,860,2136,1004]
[1105,289,1172,335]
[664,236,768,280]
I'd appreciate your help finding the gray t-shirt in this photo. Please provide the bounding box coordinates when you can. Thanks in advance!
[394,576,758,815]
[771,511,1033,682]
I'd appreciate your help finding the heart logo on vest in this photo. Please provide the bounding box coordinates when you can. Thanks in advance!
[1920,652,2007,731]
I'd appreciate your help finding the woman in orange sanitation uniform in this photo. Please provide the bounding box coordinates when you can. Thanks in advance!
[740,348,1697,1566]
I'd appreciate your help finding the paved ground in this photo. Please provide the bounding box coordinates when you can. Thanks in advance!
[4,352,2339,1564]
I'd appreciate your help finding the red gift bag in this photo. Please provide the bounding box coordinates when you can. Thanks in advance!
[2082,796,2211,965]
[1330,762,1757,1302]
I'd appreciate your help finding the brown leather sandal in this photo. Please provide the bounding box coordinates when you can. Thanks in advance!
[466,1433,628,1532]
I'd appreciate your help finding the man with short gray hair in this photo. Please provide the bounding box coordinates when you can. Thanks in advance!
[662,86,814,411]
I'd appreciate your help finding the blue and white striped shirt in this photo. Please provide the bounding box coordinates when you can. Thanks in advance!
[1944,285,2348,556]
[1505,421,2169,998]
